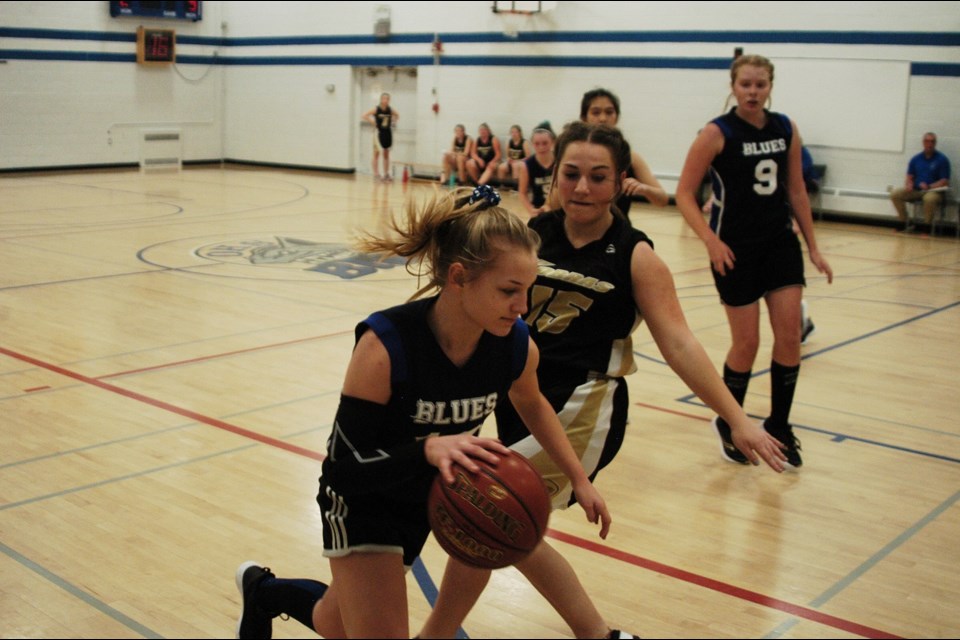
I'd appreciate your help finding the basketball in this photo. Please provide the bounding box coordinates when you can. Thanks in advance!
[428,449,551,570]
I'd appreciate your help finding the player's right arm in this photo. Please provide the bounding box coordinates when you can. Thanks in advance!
[676,124,735,275]
[508,338,611,538]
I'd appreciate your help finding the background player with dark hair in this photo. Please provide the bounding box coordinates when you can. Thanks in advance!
[579,88,669,213]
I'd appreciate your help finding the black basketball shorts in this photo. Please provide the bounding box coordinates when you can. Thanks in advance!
[712,230,806,307]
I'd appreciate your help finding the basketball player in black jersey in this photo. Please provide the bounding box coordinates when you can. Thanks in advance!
[675,54,833,469]
[580,88,669,214]
[440,124,473,186]
[466,123,502,186]
[363,93,398,182]
[497,124,532,188]
[517,123,555,216]
[419,122,786,640]
[234,186,611,639]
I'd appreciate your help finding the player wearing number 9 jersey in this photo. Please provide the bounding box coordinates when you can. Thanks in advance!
[675,54,833,469]
[706,108,793,243]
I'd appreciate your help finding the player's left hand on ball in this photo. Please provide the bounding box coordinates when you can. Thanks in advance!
[425,434,510,484]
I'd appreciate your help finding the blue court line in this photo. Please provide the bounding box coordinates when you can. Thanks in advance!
[672,300,960,463]
[0,393,333,470]
[411,558,470,639]
[0,444,255,638]
[0,540,165,639]
[0,422,198,470]
[678,299,960,397]
[764,487,960,638]
[0,444,257,512]
[0,444,259,638]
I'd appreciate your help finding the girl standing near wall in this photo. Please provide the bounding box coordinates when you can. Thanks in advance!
[362,93,398,182]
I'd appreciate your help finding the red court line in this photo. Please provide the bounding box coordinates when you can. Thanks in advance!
[546,529,901,639]
[1,345,901,639]
[96,330,352,380]
[0,345,323,461]
[634,400,709,422]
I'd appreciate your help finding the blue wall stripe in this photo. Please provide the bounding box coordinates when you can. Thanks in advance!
[912,62,960,77]
[213,55,435,67]
[0,49,133,63]
[2,26,959,76]
[7,50,960,77]
[2,26,958,47]
[443,29,960,46]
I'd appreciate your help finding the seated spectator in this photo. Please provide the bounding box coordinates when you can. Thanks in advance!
[466,123,501,186]
[497,125,531,188]
[801,145,820,194]
[890,132,951,230]
[440,124,472,186]
[517,123,555,216]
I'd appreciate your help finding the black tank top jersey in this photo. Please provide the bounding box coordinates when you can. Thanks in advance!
[507,138,526,161]
[453,135,471,154]
[375,105,393,131]
[475,136,496,163]
[525,212,652,385]
[708,108,794,244]
[322,296,529,499]
[523,155,554,208]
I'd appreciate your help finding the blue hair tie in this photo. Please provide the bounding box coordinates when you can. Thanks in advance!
[468,185,501,208]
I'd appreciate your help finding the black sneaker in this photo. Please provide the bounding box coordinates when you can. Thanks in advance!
[782,433,803,469]
[712,416,749,465]
[235,561,277,640]
[764,421,803,469]
[608,630,640,639]
[801,318,816,345]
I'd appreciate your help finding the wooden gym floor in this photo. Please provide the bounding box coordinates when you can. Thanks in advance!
[1,165,958,639]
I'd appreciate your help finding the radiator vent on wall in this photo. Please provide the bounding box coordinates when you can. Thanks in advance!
[140,129,182,172]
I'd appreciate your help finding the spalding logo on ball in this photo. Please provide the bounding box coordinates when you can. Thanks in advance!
[428,449,551,569]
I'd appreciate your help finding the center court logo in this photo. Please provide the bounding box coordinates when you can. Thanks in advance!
[138,234,407,282]
[196,236,405,279]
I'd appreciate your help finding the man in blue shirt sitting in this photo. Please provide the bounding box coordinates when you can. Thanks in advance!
[890,132,951,231]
